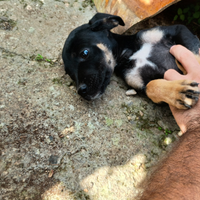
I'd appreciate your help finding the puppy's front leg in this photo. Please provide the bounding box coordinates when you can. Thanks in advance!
[146,79,200,109]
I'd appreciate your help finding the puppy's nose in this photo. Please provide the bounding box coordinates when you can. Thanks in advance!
[78,84,87,95]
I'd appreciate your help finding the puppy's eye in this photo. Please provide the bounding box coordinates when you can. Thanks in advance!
[80,49,89,59]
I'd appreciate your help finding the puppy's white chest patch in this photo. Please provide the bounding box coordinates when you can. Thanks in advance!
[125,43,156,89]
[129,43,155,68]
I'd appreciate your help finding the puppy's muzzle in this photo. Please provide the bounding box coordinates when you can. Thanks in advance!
[78,84,88,96]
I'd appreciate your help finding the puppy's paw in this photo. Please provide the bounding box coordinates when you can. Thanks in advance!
[175,80,200,109]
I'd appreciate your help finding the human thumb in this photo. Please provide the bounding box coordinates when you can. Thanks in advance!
[164,69,185,81]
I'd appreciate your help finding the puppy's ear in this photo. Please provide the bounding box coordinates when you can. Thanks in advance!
[89,13,125,31]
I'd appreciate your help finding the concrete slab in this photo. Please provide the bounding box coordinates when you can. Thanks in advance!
[0,0,179,199]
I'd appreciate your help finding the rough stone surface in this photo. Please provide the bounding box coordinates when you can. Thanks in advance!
[0,0,180,199]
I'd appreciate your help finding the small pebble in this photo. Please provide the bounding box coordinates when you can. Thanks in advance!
[61,126,75,135]
[84,188,88,193]
[26,5,33,11]
[127,116,131,121]
[126,89,137,96]
[28,27,35,33]
[164,137,172,145]
[69,86,75,90]
[49,136,54,141]
[48,170,54,178]
[59,134,64,138]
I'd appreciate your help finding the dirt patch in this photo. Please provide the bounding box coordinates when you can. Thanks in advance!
[0,16,17,30]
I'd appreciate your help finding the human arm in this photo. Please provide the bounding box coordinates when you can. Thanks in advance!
[138,45,200,200]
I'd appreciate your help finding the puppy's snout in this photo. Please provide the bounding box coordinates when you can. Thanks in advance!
[78,84,88,95]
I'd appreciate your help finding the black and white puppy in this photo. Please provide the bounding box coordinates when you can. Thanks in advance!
[62,13,200,109]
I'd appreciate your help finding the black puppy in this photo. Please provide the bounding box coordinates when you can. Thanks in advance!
[62,13,200,109]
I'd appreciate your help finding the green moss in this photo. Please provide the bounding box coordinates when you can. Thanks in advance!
[1,49,17,58]
[52,78,64,85]
[82,0,95,8]
[122,100,178,170]
[30,54,55,67]
[121,102,157,130]
[18,79,27,86]
[31,0,44,7]
[74,190,91,200]
[35,54,44,61]
[105,117,113,126]
[111,135,121,146]
[114,119,123,127]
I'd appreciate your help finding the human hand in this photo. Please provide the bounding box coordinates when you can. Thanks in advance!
[164,45,200,134]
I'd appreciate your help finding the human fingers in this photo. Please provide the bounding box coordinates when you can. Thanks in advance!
[170,45,200,73]
[169,96,200,134]
[169,105,188,134]
[164,69,185,81]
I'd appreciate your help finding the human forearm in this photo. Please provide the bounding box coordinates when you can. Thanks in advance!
[139,127,200,200]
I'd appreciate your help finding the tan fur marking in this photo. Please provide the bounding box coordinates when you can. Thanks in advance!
[97,43,116,70]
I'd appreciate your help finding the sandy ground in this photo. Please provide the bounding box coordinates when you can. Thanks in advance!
[0,0,180,199]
